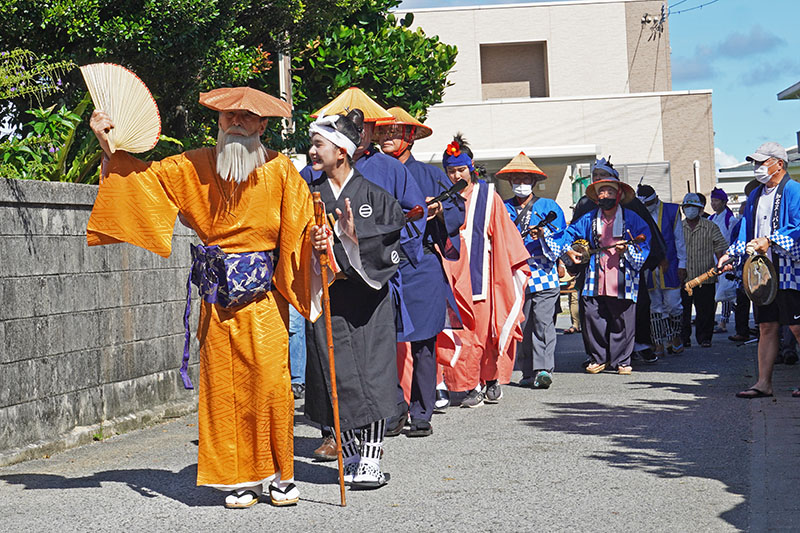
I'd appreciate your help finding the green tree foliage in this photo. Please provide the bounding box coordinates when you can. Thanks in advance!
[277,0,458,152]
[0,0,369,139]
[0,0,457,179]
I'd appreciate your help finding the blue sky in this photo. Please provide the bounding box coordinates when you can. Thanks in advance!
[399,0,800,167]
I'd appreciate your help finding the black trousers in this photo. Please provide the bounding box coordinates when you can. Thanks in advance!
[395,337,437,423]
[634,271,653,345]
[681,283,716,344]
[734,286,751,337]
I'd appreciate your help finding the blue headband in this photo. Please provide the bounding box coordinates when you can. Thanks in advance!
[591,157,619,179]
[442,141,475,172]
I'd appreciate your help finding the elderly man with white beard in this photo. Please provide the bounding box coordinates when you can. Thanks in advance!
[86,87,328,509]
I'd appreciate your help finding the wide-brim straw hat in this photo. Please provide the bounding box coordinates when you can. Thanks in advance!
[495,152,547,181]
[199,87,292,118]
[374,106,432,140]
[585,176,635,204]
[312,87,393,122]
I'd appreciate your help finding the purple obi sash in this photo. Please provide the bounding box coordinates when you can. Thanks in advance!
[180,244,275,389]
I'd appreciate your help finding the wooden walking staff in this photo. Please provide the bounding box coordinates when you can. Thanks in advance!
[312,191,347,507]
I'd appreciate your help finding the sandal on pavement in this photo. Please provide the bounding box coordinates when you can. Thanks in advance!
[735,388,773,399]
[269,483,300,506]
[350,462,390,490]
[617,366,633,375]
[224,487,262,509]
[585,363,606,374]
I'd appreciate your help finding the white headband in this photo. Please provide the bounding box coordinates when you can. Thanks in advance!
[637,192,657,203]
[309,115,358,157]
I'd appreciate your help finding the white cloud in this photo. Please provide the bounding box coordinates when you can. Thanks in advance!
[715,147,741,169]
[716,25,785,58]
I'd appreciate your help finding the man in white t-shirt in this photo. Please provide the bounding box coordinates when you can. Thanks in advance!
[718,142,800,399]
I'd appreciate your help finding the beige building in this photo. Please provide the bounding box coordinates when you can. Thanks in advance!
[397,0,715,211]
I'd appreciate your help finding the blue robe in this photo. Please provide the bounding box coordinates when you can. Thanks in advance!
[398,154,465,341]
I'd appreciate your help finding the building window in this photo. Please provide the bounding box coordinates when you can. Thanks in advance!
[480,42,549,100]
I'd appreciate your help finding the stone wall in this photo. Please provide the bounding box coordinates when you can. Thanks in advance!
[0,178,198,466]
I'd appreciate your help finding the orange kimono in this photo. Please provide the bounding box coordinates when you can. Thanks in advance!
[87,148,318,489]
[436,181,530,391]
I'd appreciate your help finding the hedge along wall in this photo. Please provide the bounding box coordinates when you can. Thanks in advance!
[0,177,199,466]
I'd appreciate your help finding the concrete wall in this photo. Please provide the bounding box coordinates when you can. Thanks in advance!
[625,0,672,93]
[661,92,715,200]
[0,178,198,466]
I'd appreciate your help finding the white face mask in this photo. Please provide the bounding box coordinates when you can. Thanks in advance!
[683,206,700,220]
[754,162,776,184]
[512,183,533,197]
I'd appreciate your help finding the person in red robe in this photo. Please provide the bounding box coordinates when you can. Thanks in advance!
[435,135,530,408]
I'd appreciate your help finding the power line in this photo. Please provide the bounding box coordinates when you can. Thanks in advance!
[668,0,692,9]
[670,0,722,16]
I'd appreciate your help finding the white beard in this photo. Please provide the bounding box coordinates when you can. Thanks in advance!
[216,128,267,183]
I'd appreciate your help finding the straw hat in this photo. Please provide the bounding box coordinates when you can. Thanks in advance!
[312,87,393,122]
[495,152,547,181]
[374,106,432,140]
[585,175,635,204]
[199,87,292,118]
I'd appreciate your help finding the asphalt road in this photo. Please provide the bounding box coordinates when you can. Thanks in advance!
[2,315,799,532]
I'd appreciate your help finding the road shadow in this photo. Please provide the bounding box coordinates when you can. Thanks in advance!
[519,371,751,529]
[1,413,342,504]
[0,464,220,507]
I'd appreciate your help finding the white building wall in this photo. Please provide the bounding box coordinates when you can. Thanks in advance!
[404,1,631,101]
[413,94,665,164]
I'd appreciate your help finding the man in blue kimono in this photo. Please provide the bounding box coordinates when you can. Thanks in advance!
[498,152,565,389]
[545,158,651,375]
[374,106,465,437]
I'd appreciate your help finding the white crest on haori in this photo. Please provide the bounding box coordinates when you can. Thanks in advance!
[359,204,373,218]
[391,250,400,264]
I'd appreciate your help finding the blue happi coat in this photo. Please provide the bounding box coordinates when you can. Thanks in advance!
[504,196,565,293]
[728,174,800,291]
[544,206,651,302]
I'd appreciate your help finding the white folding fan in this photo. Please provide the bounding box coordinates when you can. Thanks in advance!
[80,63,161,153]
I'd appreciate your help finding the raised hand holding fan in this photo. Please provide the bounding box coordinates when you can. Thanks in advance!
[80,63,161,154]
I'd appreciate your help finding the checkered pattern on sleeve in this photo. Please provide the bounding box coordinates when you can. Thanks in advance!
[540,227,562,262]
[623,244,646,272]
[770,233,800,291]
[771,232,800,262]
